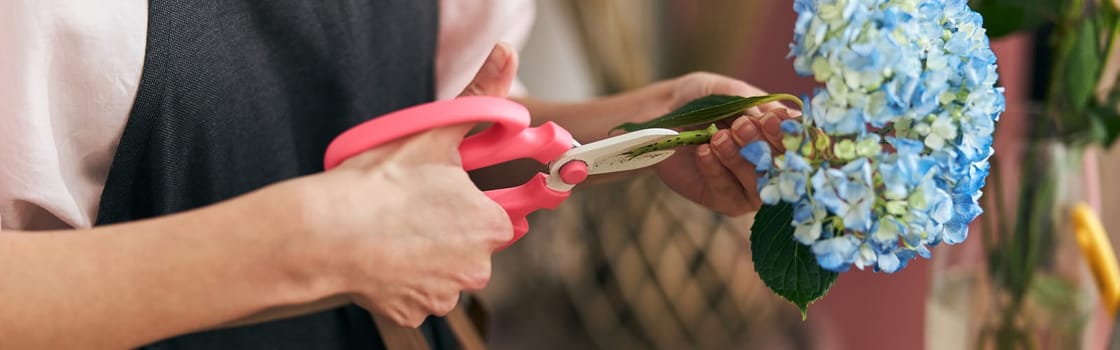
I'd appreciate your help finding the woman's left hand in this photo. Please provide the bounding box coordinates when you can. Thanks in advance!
[641,72,797,216]
[516,71,799,216]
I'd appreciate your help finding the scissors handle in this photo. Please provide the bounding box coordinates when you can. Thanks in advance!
[323,96,576,246]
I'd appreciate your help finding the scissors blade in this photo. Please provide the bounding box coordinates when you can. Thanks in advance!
[544,128,680,192]
[588,149,676,174]
[553,128,680,175]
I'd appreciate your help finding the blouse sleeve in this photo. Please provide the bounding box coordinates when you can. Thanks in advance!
[0,0,147,230]
[435,0,535,100]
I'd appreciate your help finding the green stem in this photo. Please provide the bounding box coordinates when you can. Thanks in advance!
[985,154,1009,258]
[1067,0,1085,22]
[1048,31,1074,139]
[1005,137,1045,309]
[625,123,719,157]
[981,187,997,259]
[992,155,1009,241]
[1104,6,1120,57]
[1099,12,1120,106]
[1046,0,1085,141]
[1019,154,1057,308]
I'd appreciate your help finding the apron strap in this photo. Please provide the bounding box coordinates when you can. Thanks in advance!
[446,304,486,350]
[374,303,486,350]
[372,317,430,350]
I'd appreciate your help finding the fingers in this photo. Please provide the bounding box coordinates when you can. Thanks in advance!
[696,134,752,216]
[471,194,515,251]
[459,259,493,291]
[755,109,789,153]
[392,42,519,165]
[710,127,761,214]
[336,43,519,170]
[405,124,477,165]
[428,292,462,317]
[733,109,795,153]
[458,42,519,98]
[379,307,426,328]
[382,288,458,327]
[702,110,799,214]
[338,123,476,169]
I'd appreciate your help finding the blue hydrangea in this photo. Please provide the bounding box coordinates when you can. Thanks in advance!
[746,0,1003,273]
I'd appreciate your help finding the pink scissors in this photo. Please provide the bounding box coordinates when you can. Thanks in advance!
[324,96,679,247]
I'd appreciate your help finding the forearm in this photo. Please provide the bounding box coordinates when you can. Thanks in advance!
[0,186,331,349]
[513,79,674,143]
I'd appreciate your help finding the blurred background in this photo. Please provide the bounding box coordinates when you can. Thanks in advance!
[475,1,1120,349]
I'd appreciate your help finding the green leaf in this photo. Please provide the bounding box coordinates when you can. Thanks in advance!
[969,0,1056,38]
[1099,88,1120,147]
[1087,104,1120,148]
[1066,19,1102,114]
[971,1,1037,38]
[610,94,803,133]
[1101,113,1120,148]
[750,203,838,318]
[1084,67,1120,148]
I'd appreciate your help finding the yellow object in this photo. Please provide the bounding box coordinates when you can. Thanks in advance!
[1071,203,1120,316]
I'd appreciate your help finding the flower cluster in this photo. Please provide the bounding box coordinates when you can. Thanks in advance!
[741,0,1004,273]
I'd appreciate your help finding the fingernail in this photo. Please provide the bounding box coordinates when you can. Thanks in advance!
[711,130,729,147]
[732,116,750,130]
[763,113,783,140]
[487,43,511,72]
[697,144,712,157]
[731,117,750,144]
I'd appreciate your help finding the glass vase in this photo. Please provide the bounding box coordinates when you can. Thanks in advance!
[925,138,1105,350]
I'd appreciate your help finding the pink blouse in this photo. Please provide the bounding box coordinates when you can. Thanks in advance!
[0,0,534,230]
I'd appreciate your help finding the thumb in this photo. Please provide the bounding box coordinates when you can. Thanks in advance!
[458,42,519,98]
[341,44,519,169]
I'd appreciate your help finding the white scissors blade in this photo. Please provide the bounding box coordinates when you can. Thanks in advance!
[588,149,676,174]
[544,128,680,191]
[564,128,679,172]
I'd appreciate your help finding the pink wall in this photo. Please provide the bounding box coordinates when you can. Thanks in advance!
[733,5,1032,350]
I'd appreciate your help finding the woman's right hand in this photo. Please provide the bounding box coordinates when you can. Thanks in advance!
[281,121,512,327]
[275,42,521,327]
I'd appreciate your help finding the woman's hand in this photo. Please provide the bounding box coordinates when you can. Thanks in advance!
[518,72,799,217]
[292,42,521,327]
[650,72,798,216]
[291,123,512,327]
[225,43,523,329]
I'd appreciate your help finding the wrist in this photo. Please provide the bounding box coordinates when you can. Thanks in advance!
[235,179,346,307]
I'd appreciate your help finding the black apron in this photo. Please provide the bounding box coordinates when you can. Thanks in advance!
[95,0,455,348]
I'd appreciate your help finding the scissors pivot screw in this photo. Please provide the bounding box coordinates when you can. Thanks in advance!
[558,160,589,185]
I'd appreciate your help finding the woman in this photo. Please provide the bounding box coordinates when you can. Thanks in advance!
[0,0,791,348]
